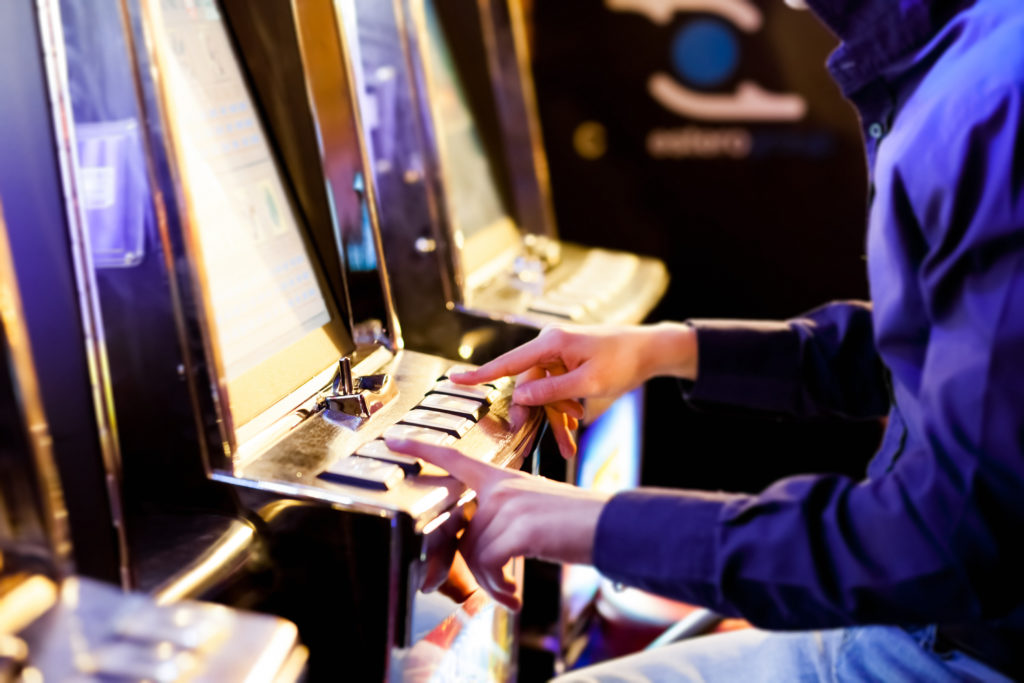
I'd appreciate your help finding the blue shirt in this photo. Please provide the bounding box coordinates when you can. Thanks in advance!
[594,0,1024,675]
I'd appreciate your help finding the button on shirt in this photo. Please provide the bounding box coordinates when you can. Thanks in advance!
[593,0,1024,677]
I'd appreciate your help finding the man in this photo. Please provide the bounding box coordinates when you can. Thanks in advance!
[390,0,1024,678]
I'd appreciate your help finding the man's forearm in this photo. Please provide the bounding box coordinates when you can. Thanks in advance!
[681,301,888,419]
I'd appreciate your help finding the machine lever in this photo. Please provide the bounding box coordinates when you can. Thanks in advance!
[320,358,396,418]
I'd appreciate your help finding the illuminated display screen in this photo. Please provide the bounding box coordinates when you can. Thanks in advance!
[575,389,643,493]
[564,388,644,622]
[147,0,350,426]
[422,0,514,248]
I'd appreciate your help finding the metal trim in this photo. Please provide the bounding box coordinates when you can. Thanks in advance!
[478,0,560,242]
[35,0,133,589]
[387,0,458,309]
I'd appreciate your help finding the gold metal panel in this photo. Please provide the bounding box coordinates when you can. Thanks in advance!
[292,0,404,352]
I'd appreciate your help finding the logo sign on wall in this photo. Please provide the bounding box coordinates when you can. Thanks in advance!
[569,0,832,161]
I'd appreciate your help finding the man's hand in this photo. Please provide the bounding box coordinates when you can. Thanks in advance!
[452,323,697,423]
[387,437,612,611]
[517,364,580,458]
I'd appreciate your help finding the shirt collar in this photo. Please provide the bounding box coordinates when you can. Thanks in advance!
[806,0,972,97]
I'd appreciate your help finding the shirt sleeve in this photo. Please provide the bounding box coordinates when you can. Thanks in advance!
[684,301,889,420]
[594,85,1024,629]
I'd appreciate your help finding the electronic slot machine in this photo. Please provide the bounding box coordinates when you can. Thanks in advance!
[0,201,308,683]
[62,0,540,679]
[343,0,669,361]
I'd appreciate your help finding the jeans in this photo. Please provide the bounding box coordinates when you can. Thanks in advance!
[553,625,1013,682]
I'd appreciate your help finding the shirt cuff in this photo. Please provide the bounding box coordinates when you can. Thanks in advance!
[684,319,801,413]
[593,488,742,607]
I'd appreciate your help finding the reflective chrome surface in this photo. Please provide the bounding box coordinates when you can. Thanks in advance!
[18,577,305,682]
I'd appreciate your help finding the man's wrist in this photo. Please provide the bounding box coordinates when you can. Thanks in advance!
[642,322,698,382]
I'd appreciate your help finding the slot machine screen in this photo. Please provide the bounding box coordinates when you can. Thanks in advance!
[563,388,644,622]
[145,0,353,428]
[420,0,520,283]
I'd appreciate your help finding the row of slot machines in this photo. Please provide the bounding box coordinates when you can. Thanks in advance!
[1,210,307,681]
[1,0,667,679]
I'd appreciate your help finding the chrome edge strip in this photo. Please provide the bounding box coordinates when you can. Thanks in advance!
[35,0,133,589]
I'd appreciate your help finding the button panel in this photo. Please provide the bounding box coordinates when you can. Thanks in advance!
[526,250,640,319]
[317,368,518,489]
[431,379,500,404]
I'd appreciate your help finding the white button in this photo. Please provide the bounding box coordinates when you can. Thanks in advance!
[383,424,457,446]
[356,439,423,474]
[443,366,512,395]
[319,455,404,491]
[444,364,479,378]
[400,409,473,437]
[432,380,500,404]
[489,375,514,393]
[419,393,486,420]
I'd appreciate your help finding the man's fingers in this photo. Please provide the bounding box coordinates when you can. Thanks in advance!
[513,370,590,406]
[548,399,584,420]
[459,545,514,607]
[459,517,521,610]
[467,560,520,612]
[545,406,578,459]
[451,335,559,385]
[385,438,512,490]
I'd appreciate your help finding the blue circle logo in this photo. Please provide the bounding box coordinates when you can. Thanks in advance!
[670,18,740,89]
